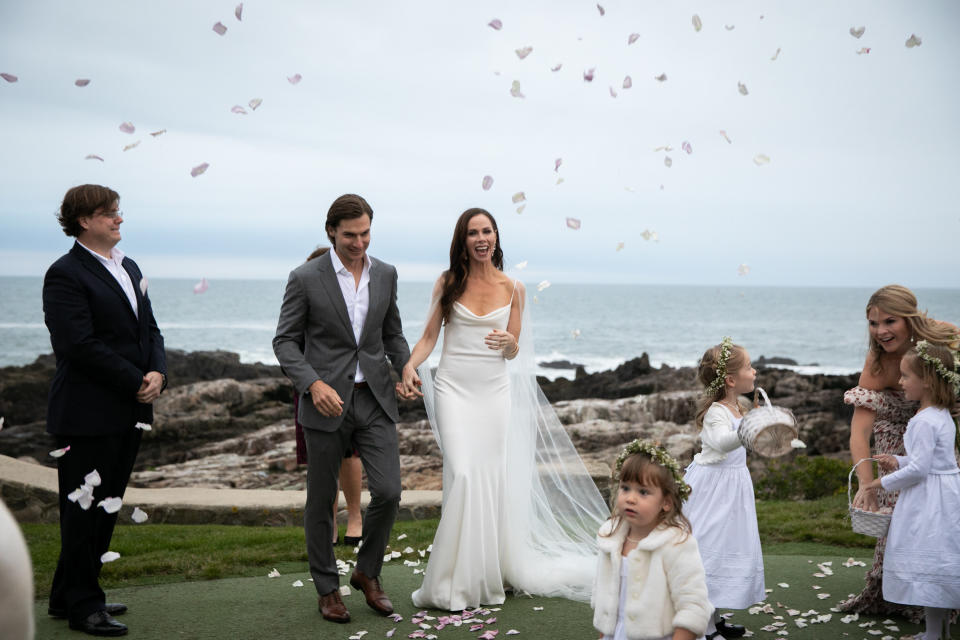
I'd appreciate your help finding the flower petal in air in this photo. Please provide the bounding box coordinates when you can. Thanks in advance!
[692,15,702,32]
[288,73,302,85]
[85,470,102,487]
[791,439,807,448]
[231,105,247,114]
[516,205,525,214]
[150,129,166,137]
[554,158,562,172]
[75,79,90,87]
[849,26,865,39]
[50,446,71,458]
[101,551,120,563]
[135,422,152,431]
[85,154,105,161]
[856,47,871,55]
[488,19,502,30]
[753,154,771,165]
[664,156,672,168]
[905,34,921,48]
[771,48,781,61]
[654,73,667,82]
[249,98,262,110]
[191,163,209,178]
[268,568,281,578]
[628,33,639,44]
[119,122,135,134]
[737,82,748,95]
[609,86,617,97]
[719,130,732,144]
[615,242,625,251]
[510,80,524,98]
[514,261,528,270]
[515,46,533,60]
[212,22,227,36]
[235,3,243,20]
[622,75,632,89]
[194,277,209,294]
[482,175,494,190]
[565,217,581,230]
[512,192,526,204]
[725,24,735,31]
[536,280,550,292]
[682,141,692,154]
[551,63,562,72]
[123,141,140,152]
[596,4,605,16]
[131,507,149,523]
[737,264,750,276]
[583,67,595,82]
[98,497,123,514]
[0,72,18,83]
[139,278,148,295]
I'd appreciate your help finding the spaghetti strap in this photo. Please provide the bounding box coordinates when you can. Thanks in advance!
[509,279,518,305]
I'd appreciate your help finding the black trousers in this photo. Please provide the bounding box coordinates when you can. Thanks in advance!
[49,428,141,623]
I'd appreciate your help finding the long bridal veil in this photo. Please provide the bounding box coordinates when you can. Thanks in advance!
[417,282,609,602]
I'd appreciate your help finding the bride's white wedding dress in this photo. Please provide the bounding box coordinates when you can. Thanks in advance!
[411,284,608,611]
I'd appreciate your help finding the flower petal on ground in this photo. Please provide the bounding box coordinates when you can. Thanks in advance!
[101,551,120,563]
[292,579,304,587]
[268,568,280,578]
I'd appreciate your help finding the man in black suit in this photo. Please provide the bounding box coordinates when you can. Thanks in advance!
[43,184,166,637]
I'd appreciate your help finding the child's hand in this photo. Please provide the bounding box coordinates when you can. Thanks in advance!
[874,454,899,471]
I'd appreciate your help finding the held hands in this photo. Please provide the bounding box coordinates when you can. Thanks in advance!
[484,329,518,357]
[309,379,344,417]
[399,363,424,399]
[136,371,164,404]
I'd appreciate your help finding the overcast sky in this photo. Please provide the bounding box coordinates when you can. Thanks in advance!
[1,1,958,286]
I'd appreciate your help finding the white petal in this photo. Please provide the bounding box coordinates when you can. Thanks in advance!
[482,175,493,190]
[536,280,550,292]
[287,73,302,85]
[510,80,524,98]
[512,191,526,204]
[628,33,639,45]
[100,551,121,563]
[191,163,209,178]
[654,73,667,82]
[135,422,152,431]
[119,122,135,134]
[753,154,771,165]
[212,22,227,36]
[98,497,123,514]
[231,105,247,115]
[50,445,71,458]
[791,438,807,448]
[565,217,581,230]
[0,72,18,83]
[139,278,148,296]
[692,14,702,32]
[235,3,243,20]
[515,204,526,214]
[249,98,262,110]
[515,46,533,60]
[194,277,209,294]
[738,82,749,95]
[339,585,351,596]
[556,177,564,185]
[849,26,865,39]
[778,583,790,588]
[615,242,624,251]
[85,154,105,161]
[75,79,91,87]
[737,264,750,276]
[292,579,304,587]
[664,156,672,168]
[131,507,149,523]
[622,75,632,89]
[488,19,502,30]
[396,533,407,540]
[85,470,102,487]
[514,261,528,270]
[905,34,922,48]
[609,86,617,98]
[267,568,281,578]
[771,48,782,61]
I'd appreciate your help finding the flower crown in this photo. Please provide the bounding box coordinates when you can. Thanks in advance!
[704,336,734,396]
[915,340,960,395]
[614,439,692,502]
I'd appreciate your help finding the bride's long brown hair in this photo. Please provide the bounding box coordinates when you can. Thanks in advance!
[438,208,504,324]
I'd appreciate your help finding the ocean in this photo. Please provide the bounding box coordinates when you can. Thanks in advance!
[2,276,958,379]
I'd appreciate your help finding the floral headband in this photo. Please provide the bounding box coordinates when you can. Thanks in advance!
[915,340,960,395]
[614,439,692,502]
[704,336,734,396]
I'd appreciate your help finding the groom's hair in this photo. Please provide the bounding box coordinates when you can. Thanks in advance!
[57,184,120,237]
[325,194,373,247]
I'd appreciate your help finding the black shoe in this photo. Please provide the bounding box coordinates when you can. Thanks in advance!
[716,618,746,639]
[343,535,362,546]
[68,610,128,636]
[49,603,127,619]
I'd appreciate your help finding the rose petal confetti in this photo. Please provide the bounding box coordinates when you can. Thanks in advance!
[516,205,525,214]
[554,157,562,172]
[139,278,148,296]
[131,507,149,523]
[249,98,262,110]
[622,75,632,89]
[791,439,807,448]
[488,19,502,30]
[682,141,692,154]
[50,446,71,458]
[212,22,227,36]
[287,73,302,85]
[615,242,625,251]
[641,229,658,241]
[482,175,493,190]
[856,47,871,55]
[720,130,732,143]
[536,280,550,292]
[533,606,544,611]
[194,277,209,294]
[85,154,105,161]
[100,551,120,563]
[235,3,243,20]
[653,145,672,152]
[292,579,304,587]
[231,105,247,115]
[385,630,396,638]
[583,67,595,82]
[725,24,735,31]
[609,86,617,98]
[738,82,749,95]
[119,122,135,134]
[850,26,865,39]
[268,568,280,578]
[778,583,790,588]
[85,470,102,487]
[817,593,831,600]
[737,263,750,276]
[98,497,123,514]
[506,632,519,636]
[654,73,667,82]
[753,154,771,165]
[905,34,921,48]
[1,73,18,83]
[512,192,526,204]
[123,141,140,152]
[551,63,562,72]
[510,80,524,98]
[339,585,351,596]
[596,4,605,16]
[75,79,90,87]
[628,33,639,45]
[566,217,581,230]
[191,163,209,177]
[68,486,94,510]
[692,15,702,32]
[771,48,782,61]
[515,46,533,60]
[556,177,564,185]
[135,422,152,431]
[149,129,166,137]
[513,260,529,271]
[664,156,672,168]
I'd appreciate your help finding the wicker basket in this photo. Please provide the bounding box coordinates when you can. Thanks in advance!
[737,387,798,458]
[848,458,892,538]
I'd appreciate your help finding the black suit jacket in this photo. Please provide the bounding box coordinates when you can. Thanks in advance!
[43,242,167,436]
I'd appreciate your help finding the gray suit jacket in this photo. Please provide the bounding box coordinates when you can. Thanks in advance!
[273,252,410,431]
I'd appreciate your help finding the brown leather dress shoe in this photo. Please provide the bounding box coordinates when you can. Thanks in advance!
[318,589,350,623]
[349,569,394,615]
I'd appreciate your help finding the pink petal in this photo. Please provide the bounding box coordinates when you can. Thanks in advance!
[485,617,497,624]
[609,86,617,98]
[596,4,605,16]
[512,191,526,204]
[75,78,91,87]
[194,277,209,294]
[249,98,262,110]
[583,67,595,82]
[1,72,18,83]
[50,445,71,458]
[85,154,105,162]
[212,22,227,36]
[119,122,135,134]
[682,141,692,154]
[628,33,639,45]
[386,630,396,638]
[488,19,502,30]
[287,73,302,85]
[566,217,581,230]
[856,47,871,55]
[190,163,209,178]
[554,158,562,172]
[622,75,632,89]
[231,105,247,114]
[482,175,494,190]
[509,80,524,98]
[515,46,532,60]
[150,129,166,137]
[235,3,243,20]
[469,624,484,632]
[719,130,732,143]
[551,63,562,72]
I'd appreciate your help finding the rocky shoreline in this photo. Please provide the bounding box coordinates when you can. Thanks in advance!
[0,350,859,492]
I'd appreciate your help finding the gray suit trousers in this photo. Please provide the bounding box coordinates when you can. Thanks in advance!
[303,385,402,594]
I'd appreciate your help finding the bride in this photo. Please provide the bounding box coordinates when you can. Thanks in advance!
[402,207,608,611]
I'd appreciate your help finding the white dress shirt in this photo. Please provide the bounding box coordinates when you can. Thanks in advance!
[329,248,370,382]
[77,241,139,318]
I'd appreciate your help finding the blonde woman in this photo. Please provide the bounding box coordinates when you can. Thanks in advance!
[843,284,957,618]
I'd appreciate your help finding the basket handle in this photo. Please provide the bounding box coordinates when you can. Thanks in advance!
[848,457,878,509]
[753,386,773,411]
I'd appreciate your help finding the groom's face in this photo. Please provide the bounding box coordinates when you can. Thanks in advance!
[332,214,371,264]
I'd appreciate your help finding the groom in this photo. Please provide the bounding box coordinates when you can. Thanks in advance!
[273,193,411,624]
